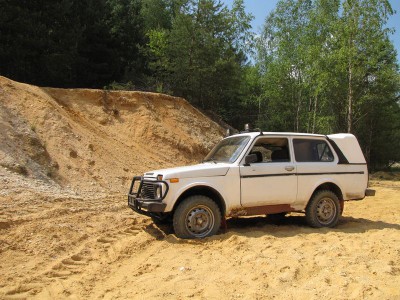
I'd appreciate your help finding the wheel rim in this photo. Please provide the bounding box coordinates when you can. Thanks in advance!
[316,197,337,225]
[185,205,215,238]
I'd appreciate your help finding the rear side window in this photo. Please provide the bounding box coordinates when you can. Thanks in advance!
[293,139,334,162]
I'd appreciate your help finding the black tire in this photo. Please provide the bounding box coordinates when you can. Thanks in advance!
[305,190,340,228]
[173,195,221,239]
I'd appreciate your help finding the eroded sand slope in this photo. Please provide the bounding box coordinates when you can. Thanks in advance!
[0,76,224,194]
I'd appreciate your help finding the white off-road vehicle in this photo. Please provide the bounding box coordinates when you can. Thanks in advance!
[128,130,375,238]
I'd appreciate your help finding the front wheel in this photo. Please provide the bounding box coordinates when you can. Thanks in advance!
[305,190,340,228]
[173,195,221,239]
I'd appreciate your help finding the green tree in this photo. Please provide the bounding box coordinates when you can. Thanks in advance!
[106,0,148,85]
[0,0,148,88]
[0,0,80,86]
[257,0,399,168]
[141,0,252,124]
[257,0,315,132]
[141,0,173,30]
[334,0,399,165]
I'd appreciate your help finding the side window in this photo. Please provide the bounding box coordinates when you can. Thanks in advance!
[293,139,334,162]
[249,138,290,163]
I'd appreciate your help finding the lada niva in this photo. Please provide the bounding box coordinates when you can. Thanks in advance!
[128,131,375,238]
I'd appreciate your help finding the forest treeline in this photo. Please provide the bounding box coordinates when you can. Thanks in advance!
[0,0,399,169]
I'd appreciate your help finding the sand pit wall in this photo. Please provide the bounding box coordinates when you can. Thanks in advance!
[0,76,224,193]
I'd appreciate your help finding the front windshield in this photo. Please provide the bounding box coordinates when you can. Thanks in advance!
[203,136,251,163]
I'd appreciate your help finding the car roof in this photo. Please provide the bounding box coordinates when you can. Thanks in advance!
[227,132,326,138]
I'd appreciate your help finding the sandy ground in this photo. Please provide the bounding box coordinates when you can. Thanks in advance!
[0,180,399,300]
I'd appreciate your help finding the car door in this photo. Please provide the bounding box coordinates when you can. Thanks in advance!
[239,136,297,207]
[292,137,339,203]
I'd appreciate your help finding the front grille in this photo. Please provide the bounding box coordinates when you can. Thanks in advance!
[141,183,156,199]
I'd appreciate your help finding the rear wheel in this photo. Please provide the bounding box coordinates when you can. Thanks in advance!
[173,195,221,239]
[305,190,340,228]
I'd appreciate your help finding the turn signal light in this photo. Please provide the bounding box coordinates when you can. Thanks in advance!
[169,178,179,183]
[157,175,163,181]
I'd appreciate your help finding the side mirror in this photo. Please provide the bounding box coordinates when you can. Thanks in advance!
[244,154,257,166]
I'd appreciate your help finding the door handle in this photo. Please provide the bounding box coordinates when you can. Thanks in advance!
[285,166,295,171]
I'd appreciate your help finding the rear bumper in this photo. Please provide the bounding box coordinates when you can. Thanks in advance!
[346,188,376,201]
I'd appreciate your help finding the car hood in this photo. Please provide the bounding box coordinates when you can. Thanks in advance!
[144,163,231,180]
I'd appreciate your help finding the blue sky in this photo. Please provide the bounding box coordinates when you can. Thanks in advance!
[223,0,400,63]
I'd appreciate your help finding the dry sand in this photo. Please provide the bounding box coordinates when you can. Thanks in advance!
[0,182,399,299]
[0,76,399,299]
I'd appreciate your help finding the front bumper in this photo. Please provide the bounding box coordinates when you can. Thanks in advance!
[127,176,169,217]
